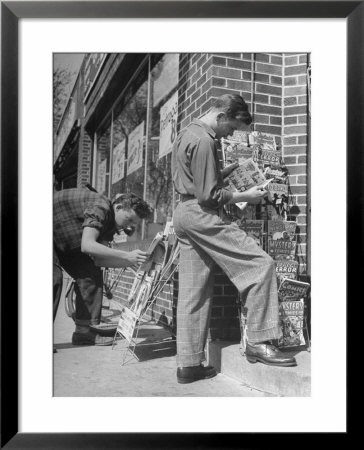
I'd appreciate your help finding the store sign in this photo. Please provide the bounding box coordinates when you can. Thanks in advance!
[54,100,76,159]
[84,53,107,101]
[152,53,179,107]
[127,122,144,175]
[159,91,178,159]
[112,140,126,184]
[96,159,107,194]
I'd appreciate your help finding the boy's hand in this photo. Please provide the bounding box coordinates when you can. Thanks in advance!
[222,162,239,178]
[244,185,268,203]
[127,249,149,266]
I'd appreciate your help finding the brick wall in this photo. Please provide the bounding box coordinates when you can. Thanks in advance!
[282,53,309,276]
[176,53,309,340]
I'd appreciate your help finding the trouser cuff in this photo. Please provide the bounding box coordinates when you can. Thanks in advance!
[177,351,205,367]
[246,325,282,343]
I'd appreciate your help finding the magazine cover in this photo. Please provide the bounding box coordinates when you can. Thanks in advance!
[278,300,306,347]
[264,166,289,183]
[268,219,297,240]
[236,219,265,246]
[231,130,250,144]
[278,277,310,301]
[222,139,253,164]
[249,131,277,151]
[252,146,281,166]
[275,260,299,281]
[227,158,266,192]
[268,239,296,260]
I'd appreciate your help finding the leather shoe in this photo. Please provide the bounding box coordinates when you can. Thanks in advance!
[72,331,114,346]
[245,342,297,367]
[89,323,117,336]
[177,364,217,384]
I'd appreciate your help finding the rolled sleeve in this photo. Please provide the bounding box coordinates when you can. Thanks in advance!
[82,204,109,232]
[190,136,233,208]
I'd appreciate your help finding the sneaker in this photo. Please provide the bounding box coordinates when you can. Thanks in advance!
[72,330,114,346]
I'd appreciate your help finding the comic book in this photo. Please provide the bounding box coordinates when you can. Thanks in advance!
[236,219,265,247]
[252,146,281,166]
[221,138,253,164]
[227,158,267,192]
[275,260,299,281]
[264,166,289,184]
[268,239,297,260]
[278,277,310,301]
[278,300,306,347]
[231,130,250,144]
[268,220,296,240]
[249,131,277,151]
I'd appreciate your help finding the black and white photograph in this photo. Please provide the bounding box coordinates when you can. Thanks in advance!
[53,52,312,397]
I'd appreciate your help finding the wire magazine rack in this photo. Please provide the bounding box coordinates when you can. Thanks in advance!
[112,226,179,365]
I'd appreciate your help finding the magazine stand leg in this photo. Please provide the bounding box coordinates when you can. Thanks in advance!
[304,315,311,353]
[121,321,142,366]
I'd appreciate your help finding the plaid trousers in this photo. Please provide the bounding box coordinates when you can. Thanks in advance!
[173,199,281,367]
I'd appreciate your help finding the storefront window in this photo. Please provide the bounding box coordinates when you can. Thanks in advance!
[95,117,111,196]
[145,54,179,238]
[94,54,179,242]
[111,62,149,241]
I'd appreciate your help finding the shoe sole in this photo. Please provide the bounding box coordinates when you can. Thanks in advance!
[72,340,114,346]
[246,356,297,367]
[177,372,217,384]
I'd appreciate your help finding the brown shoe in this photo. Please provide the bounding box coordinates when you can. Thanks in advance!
[245,342,297,367]
[72,331,113,346]
[177,364,217,384]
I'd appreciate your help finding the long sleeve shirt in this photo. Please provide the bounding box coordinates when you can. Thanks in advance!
[172,119,233,209]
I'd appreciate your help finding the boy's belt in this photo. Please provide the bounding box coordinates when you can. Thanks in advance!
[180,194,196,202]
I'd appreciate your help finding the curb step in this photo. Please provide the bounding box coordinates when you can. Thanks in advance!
[207,341,311,397]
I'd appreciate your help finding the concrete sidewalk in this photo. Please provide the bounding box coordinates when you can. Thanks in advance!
[53,293,271,397]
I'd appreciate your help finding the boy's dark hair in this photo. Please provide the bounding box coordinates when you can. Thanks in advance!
[112,193,153,219]
[212,94,252,125]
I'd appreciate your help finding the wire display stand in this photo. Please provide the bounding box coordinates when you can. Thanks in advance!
[112,228,179,366]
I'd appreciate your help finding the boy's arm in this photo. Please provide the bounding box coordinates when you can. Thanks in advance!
[81,227,148,268]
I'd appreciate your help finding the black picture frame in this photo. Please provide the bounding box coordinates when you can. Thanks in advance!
[1,1,359,448]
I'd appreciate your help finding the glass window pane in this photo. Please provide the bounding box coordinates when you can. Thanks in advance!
[145,54,179,238]
[95,118,111,196]
[111,62,149,241]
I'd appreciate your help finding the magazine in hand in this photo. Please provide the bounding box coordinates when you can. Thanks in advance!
[227,158,267,192]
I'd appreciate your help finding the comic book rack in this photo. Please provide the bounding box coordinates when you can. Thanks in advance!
[112,224,180,365]
[221,131,311,353]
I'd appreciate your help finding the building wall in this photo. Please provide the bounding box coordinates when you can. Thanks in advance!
[176,53,309,339]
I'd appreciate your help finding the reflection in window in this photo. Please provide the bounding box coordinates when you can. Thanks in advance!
[145,54,179,238]
[111,63,148,241]
[95,118,111,196]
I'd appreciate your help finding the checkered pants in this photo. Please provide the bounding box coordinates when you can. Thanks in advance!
[173,199,281,367]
